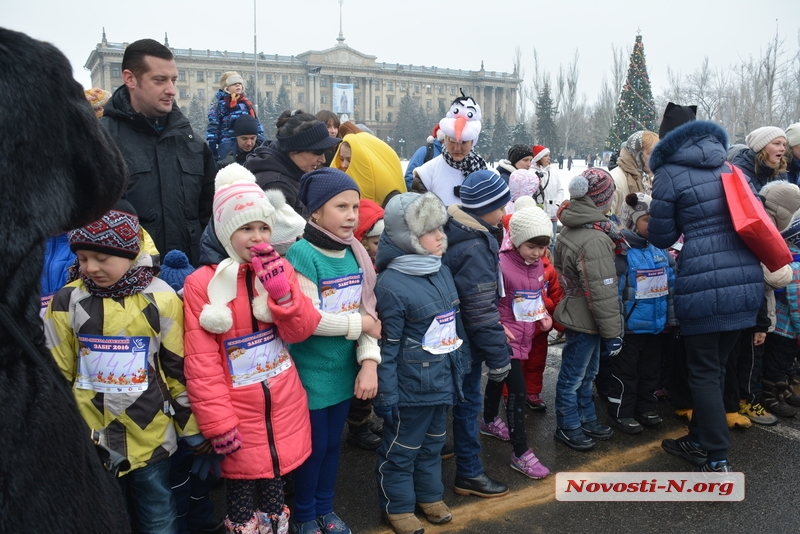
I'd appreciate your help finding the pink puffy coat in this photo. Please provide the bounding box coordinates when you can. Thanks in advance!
[183,262,320,479]
[498,249,546,361]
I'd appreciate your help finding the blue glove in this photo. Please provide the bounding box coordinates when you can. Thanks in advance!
[190,440,223,481]
[373,404,399,428]
[601,337,623,358]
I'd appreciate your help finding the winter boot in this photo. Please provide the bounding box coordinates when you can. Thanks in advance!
[789,375,800,397]
[346,421,381,450]
[416,501,452,524]
[778,381,800,407]
[762,380,800,418]
[384,513,424,534]
[225,515,260,534]
[257,506,290,534]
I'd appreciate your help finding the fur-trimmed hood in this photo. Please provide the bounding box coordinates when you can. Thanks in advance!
[649,120,729,173]
[377,193,448,266]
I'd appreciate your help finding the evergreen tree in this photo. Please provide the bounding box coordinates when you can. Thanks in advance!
[260,94,279,139]
[276,85,292,116]
[480,116,493,157]
[536,82,559,151]
[606,33,658,150]
[510,122,530,146]
[491,110,511,165]
[186,96,207,138]
[394,94,428,158]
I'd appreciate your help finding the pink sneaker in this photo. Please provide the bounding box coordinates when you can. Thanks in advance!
[510,449,550,479]
[479,417,510,441]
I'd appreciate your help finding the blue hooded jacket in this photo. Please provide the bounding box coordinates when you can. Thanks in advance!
[648,121,762,335]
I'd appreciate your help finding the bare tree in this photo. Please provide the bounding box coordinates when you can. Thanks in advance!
[556,49,582,155]
[513,45,527,123]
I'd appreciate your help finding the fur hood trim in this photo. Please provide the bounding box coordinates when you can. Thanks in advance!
[649,120,729,172]
[384,192,448,255]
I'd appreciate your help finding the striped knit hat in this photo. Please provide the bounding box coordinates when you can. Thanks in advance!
[460,170,511,216]
[68,200,140,259]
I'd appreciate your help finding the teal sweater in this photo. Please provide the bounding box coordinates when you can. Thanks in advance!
[287,239,360,410]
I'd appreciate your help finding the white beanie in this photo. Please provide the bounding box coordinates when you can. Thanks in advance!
[509,205,553,248]
[200,164,276,334]
[786,123,800,148]
[264,189,306,256]
[746,126,786,153]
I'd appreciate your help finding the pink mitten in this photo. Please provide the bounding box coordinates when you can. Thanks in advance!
[250,243,291,299]
[538,314,553,332]
[210,428,243,456]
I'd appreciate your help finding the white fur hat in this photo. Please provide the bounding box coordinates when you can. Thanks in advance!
[509,205,553,247]
[384,192,448,255]
[265,189,306,256]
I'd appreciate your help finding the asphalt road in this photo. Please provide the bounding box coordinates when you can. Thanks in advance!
[212,341,800,534]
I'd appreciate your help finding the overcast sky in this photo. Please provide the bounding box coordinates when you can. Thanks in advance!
[5,0,798,106]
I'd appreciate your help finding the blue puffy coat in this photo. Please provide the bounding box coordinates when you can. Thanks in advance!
[374,235,468,407]
[41,234,75,298]
[648,121,762,335]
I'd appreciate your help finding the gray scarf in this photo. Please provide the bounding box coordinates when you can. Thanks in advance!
[386,255,442,276]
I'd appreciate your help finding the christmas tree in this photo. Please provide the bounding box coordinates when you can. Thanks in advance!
[606,33,658,150]
[536,81,559,151]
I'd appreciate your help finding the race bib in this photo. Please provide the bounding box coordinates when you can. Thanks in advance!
[76,335,150,393]
[224,327,291,388]
[422,309,463,354]
[512,289,548,322]
[319,272,362,315]
[635,267,668,299]
[40,293,54,319]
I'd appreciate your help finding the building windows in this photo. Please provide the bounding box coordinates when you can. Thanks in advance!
[387,81,393,90]
[426,85,432,94]
[449,86,456,96]
[321,95,327,104]
[197,71,204,82]
[265,74,274,84]
[375,112,380,121]
[320,77,327,87]
[296,76,305,86]
[179,88,188,99]
[215,72,221,83]
[298,93,305,103]
[414,84,420,93]
[111,65,121,78]
[438,85,443,94]
[387,96,394,107]
[387,112,393,122]
[197,89,205,100]
[375,96,380,108]
[354,96,359,105]
[353,79,359,88]
[426,99,432,110]
[178,70,186,81]
[282,75,289,85]
[399,82,406,92]
[354,111,359,121]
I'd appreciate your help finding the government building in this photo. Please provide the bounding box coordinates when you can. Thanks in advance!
[84,29,521,142]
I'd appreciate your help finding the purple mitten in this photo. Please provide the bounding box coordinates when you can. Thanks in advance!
[210,428,243,456]
[250,243,291,299]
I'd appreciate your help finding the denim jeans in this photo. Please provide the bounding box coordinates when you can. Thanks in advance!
[170,440,215,534]
[453,360,484,478]
[555,330,601,430]
[118,457,178,534]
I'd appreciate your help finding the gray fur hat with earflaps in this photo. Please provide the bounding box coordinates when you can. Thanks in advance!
[383,192,448,255]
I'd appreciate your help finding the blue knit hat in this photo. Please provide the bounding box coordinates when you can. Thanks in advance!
[299,167,360,214]
[159,250,195,291]
[460,170,511,216]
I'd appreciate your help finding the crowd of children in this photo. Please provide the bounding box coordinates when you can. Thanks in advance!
[41,91,800,534]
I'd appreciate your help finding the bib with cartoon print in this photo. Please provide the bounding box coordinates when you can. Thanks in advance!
[634,267,668,299]
[422,309,463,354]
[76,334,150,393]
[224,327,292,388]
[512,289,548,322]
[318,272,363,315]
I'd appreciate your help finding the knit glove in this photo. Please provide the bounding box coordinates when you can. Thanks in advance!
[601,337,623,358]
[250,243,291,300]
[210,428,243,456]
[488,362,511,383]
[190,440,223,481]
[373,404,398,428]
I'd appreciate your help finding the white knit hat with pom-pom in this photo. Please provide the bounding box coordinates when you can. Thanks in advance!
[200,163,276,334]
[265,189,306,256]
[509,201,553,247]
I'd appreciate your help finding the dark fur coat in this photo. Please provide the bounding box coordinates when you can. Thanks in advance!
[0,29,131,533]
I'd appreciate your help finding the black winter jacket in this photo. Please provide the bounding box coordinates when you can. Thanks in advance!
[102,87,216,266]
[245,141,309,218]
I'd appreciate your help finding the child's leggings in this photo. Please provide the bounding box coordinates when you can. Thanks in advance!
[484,360,529,456]
[291,398,351,523]
[226,478,284,523]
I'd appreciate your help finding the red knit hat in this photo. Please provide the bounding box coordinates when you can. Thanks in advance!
[354,198,384,242]
[532,145,550,164]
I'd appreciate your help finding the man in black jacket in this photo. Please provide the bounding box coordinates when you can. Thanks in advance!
[102,39,216,266]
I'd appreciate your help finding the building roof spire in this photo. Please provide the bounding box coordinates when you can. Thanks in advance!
[337,0,345,45]
[101,27,107,46]
[164,32,170,48]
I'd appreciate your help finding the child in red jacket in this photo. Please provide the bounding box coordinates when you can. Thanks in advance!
[183,164,320,534]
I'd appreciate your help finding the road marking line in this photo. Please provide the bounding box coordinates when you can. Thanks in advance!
[758,422,800,442]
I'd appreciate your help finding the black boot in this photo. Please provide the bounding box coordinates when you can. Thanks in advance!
[346,421,381,450]
[762,380,799,418]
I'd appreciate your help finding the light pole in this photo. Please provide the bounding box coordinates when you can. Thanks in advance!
[399,138,405,159]
[253,0,258,116]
